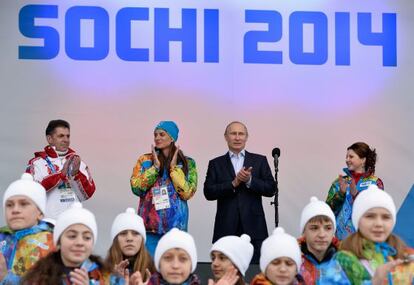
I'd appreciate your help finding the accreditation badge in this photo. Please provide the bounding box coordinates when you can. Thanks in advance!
[59,183,76,203]
[152,185,171,211]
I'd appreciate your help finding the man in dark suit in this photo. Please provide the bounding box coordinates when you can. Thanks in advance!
[204,121,276,263]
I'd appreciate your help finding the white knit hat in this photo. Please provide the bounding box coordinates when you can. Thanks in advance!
[211,234,254,276]
[111,208,146,242]
[53,202,98,246]
[3,173,46,214]
[300,196,336,234]
[352,185,396,231]
[154,228,197,273]
[260,227,301,273]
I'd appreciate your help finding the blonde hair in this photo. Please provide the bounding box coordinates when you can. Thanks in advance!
[340,231,407,259]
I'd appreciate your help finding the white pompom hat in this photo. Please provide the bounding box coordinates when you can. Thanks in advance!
[211,234,254,276]
[111,208,146,242]
[300,196,336,234]
[154,228,197,273]
[260,227,302,273]
[352,185,396,231]
[3,173,46,215]
[53,202,98,246]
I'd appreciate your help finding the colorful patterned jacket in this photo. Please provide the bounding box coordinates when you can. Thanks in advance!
[26,145,96,220]
[326,168,384,240]
[0,221,54,284]
[299,236,340,284]
[130,153,197,234]
[320,239,414,285]
[61,258,125,285]
[147,272,200,285]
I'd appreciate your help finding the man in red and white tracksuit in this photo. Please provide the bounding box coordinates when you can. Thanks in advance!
[26,119,96,221]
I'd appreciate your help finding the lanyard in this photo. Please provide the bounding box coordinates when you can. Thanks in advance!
[45,156,57,174]
[375,242,397,285]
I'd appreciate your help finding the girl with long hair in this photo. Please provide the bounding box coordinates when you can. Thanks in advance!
[321,186,414,284]
[326,142,384,240]
[105,208,155,280]
[130,121,197,256]
[22,203,123,285]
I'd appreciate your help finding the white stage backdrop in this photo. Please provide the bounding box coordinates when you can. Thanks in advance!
[0,0,413,261]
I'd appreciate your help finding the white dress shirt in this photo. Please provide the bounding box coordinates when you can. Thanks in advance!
[229,149,252,187]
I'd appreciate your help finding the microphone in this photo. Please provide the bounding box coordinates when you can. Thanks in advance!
[272,147,280,172]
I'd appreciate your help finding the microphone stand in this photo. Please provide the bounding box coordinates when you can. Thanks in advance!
[270,148,280,227]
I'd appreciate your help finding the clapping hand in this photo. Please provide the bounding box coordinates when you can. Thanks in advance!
[0,253,7,281]
[151,145,161,169]
[349,179,358,197]
[237,167,252,183]
[338,175,347,194]
[208,267,239,285]
[114,259,130,278]
[372,259,404,285]
[61,154,80,177]
[170,146,180,169]
[69,268,89,285]
[70,155,81,176]
[125,269,152,285]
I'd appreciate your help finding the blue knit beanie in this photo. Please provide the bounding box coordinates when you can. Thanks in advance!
[155,121,179,142]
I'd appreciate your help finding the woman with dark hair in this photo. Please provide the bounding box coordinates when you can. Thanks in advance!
[130,121,197,256]
[326,142,384,240]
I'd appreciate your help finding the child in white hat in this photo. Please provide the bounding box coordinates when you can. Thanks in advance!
[148,228,200,285]
[321,185,414,284]
[251,227,305,285]
[0,173,54,284]
[210,234,253,285]
[105,208,155,281]
[21,202,124,285]
[298,196,339,284]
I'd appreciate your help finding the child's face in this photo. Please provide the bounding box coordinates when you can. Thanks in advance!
[345,149,366,172]
[303,219,334,257]
[359,207,393,243]
[265,257,297,285]
[117,230,143,257]
[210,250,236,280]
[159,248,192,284]
[60,224,94,267]
[5,195,42,230]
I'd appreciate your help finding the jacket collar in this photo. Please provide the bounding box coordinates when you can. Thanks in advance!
[3,220,52,240]
[35,145,75,159]
[343,168,373,179]
[225,150,250,178]
[299,236,339,264]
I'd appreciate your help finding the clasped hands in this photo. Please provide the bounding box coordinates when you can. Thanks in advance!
[232,167,252,188]
[61,154,81,177]
[338,175,358,197]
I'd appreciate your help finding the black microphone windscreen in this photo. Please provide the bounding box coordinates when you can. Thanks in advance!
[272,147,281,157]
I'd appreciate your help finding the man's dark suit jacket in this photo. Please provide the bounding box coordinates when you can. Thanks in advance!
[204,151,276,249]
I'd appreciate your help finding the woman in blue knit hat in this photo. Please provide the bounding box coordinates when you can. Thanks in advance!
[130,121,198,257]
